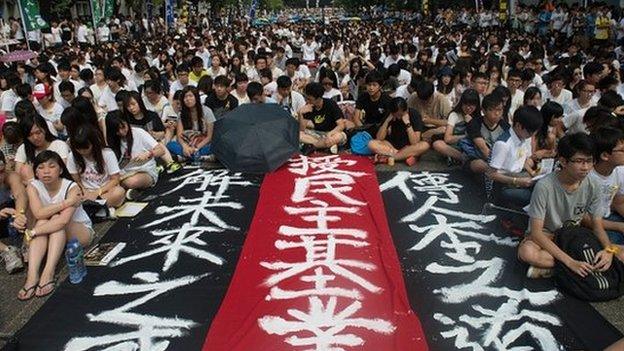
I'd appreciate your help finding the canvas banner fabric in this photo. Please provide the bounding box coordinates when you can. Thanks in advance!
[204,155,428,351]
[379,170,623,350]
[4,169,261,351]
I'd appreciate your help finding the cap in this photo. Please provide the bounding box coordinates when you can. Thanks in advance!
[33,83,52,100]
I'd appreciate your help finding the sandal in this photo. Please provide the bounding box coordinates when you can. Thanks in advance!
[17,284,37,301]
[35,279,57,298]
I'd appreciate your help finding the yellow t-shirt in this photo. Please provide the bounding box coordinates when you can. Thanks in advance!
[189,70,208,83]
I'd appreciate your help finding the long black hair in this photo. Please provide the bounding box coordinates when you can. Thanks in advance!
[71,96,104,143]
[19,113,57,164]
[179,86,204,132]
[105,111,133,160]
[33,150,72,181]
[70,124,107,175]
[123,91,150,119]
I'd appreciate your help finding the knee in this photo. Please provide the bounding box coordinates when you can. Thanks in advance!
[517,241,538,264]
[432,140,446,151]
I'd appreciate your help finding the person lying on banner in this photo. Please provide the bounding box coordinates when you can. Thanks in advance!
[66,124,126,213]
[588,127,624,255]
[298,82,349,154]
[518,133,622,279]
[105,112,165,202]
[486,106,543,209]
[19,151,93,300]
[0,151,28,274]
[367,97,429,166]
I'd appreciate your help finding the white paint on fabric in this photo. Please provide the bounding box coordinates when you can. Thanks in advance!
[65,273,208,351]
[112,223,226,271]
[259,296,394,350]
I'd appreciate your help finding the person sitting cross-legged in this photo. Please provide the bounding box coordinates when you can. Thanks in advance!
[486,106,543,209]
[297,82,348,154]
[367,97,429,166]
[518,133,621,279]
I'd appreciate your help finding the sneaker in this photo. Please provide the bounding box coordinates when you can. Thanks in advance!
[156,165,165,174]
[166,161,182,174]
[1,246,24,274]
[108,207,117,219]
[125,189,142,201]
[526,266,553,279]
[329,145,338,154]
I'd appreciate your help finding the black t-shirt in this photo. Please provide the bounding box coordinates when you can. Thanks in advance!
[356,92,393,136]
[303,98,344,132]
[205,92,239,119]
[126,111,165,133]
[387,109,425,149]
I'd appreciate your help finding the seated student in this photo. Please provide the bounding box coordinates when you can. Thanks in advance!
[1,121,22,171]
[168,64,197,103]
[123,91,166,141]
[260,68,278,98]
[166,87,216,161]
[298,82,348,153]
[230,73,250,105]
[204,75,238,119]
[589,128,624,247]
[518,133,620,279]
[15,113,69,182]
[18,151,92,300]
[273,75,306,118]
[458,93,509,174]
[247,81,276,104]
[142,80,169,119]
[58,80,76,108]
[351,71,393,154]
[0,150,28,273]
[533,101,564,161]
[67,125,126,210]
[407,80,452,141]
[432,88,480,163]
[161,90,183,144]
[367,97,429,165]
[33,83,65,139]
[189,57,208,84]
[105,112,165,201]
[487,106,543,208]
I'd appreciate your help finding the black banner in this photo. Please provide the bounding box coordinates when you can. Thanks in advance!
[379,170,623,351]
[4,168,262,351]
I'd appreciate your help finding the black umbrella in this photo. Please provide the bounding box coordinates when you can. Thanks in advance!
[212,103,300,173]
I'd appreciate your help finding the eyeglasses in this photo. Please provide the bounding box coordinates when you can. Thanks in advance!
[581,89,596,94]
[568,157,594,164]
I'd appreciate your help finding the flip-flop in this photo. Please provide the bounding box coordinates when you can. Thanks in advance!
[17,284,37,301]
[35,280,57,298]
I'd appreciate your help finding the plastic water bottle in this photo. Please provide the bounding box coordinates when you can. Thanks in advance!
[7,216,19,246]
[66,238,86,284]
[192,152,201,166]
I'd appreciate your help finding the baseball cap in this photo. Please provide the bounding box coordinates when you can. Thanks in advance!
[33,83,52,100]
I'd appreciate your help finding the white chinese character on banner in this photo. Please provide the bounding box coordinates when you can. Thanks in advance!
[259,296,395,350]
[112,223,227,271]
[142,190,242,229]
[289,155,367,177]
[65,272,207,351]
[162,169,254,196]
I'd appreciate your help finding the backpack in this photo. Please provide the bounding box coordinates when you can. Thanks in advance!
[554,226,624,302]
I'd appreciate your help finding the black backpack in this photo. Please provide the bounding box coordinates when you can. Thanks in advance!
[554,226,624,302]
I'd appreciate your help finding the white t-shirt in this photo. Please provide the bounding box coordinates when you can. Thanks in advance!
[67,149,120,190]
[563,107,591,134]
[274,90,306,118]
[36,103,65,137]
[143,95,169,120]
[543,88,573,107]
[0,89,18,116]
[15,139,69,164]
[489,128,532,174]
[589,167,624,218]
[77,25,88,43]
[120,127,158,175]
[302,41,318,62]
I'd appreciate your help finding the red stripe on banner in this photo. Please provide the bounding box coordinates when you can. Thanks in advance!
[203,155,428,351]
